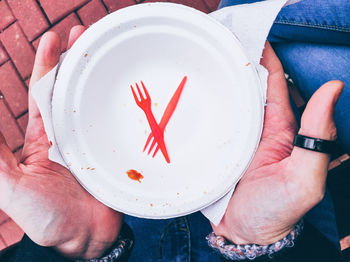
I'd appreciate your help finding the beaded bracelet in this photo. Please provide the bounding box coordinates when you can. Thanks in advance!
[76,223,134,262]
[207,220,304,261]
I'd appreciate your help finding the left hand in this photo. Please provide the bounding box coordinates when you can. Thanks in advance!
[0,26,123,259]
[212,42,344,245]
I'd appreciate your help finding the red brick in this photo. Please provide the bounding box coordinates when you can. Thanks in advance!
[143,0,169,2]
[0,23,35,79]
[0,100,24,151]
[77,0,108,26]
[39,0,89,23]
[103,0,135,12]
[32,13,81,52]
[0,62,28,117]
[0,1,15,30]
[17,113,28,134]
[25,77,31,87]
[0,211,9,225]
[31,38,39,50]
[7,0,49,41]
[171,0,210,13]
[0,43,9,65]
[0,220,23,247]
[203,0,219,12]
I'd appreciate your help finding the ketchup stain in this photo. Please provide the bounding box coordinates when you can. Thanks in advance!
[127,169,144,183]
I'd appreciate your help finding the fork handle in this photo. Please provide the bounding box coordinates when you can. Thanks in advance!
[144,108,170,163]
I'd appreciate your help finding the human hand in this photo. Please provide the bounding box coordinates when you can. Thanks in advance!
[212,42,344,245]
[0,26,123,259]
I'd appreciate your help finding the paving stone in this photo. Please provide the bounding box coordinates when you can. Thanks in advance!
[31,38,40,50]
[32,13,81,52]
[202,0,219,12]
[0,23,35,79]
[39,0,90,23]
[7,0,50,41]
[0,62,28,117]
[17,112,28,134]
[25,77,31,88]
[0,100,24,151]
[0,0,15,30]
[170,0,210,13]
[77,0,108,26]
[143,0,169,3]
[0,220,24,247]
[103,0,135,12]
[0,43,9,65]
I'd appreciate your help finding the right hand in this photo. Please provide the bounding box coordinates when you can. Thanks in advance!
[212,42,343,245]
[0,26,123,260]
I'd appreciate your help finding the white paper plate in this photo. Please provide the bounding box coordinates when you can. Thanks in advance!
[52,3,264,219]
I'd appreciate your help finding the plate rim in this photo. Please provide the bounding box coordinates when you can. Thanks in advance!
[52,2,266,219]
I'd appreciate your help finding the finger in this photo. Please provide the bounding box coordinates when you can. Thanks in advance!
[261,41,290,106]
[26,26,85,145]
[0,131,21,210]
[289,80,344,209]
[260,42,296,139]
[26,32,61,144]
[67,25,86,50]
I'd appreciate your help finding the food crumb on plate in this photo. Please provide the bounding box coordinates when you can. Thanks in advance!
[126,169,144,183]
[245,62,251,66]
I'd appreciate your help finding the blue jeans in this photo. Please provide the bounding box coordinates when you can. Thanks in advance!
[124,212,222,261]
[125,1,348,260]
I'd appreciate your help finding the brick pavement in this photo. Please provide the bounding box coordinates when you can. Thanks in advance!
[1,0,349,254]
[0,0,220,251]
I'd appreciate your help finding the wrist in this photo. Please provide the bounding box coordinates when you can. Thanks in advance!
[56,206,123,259]
[75,223,134,262]
[214,220,295,246]
[208,220,304,261]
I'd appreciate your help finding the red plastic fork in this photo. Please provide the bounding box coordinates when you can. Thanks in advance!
[143,76,187,157]
[131,81,170,163]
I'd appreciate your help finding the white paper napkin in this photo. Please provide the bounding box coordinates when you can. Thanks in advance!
[32,0,297,226]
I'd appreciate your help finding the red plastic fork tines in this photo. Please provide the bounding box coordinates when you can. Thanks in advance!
[130,81,170,163]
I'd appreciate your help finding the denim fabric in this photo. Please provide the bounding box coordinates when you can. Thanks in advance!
[219,0,350,44]
[124,212,221,262]
[269,0,350,45]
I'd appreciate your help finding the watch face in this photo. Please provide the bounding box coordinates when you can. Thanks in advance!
[52,3,264,218]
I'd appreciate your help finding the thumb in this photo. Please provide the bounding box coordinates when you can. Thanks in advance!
[299,80,344,140]
[0,131,18,170]
[0,131,20,210]
[288,80,344,210]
